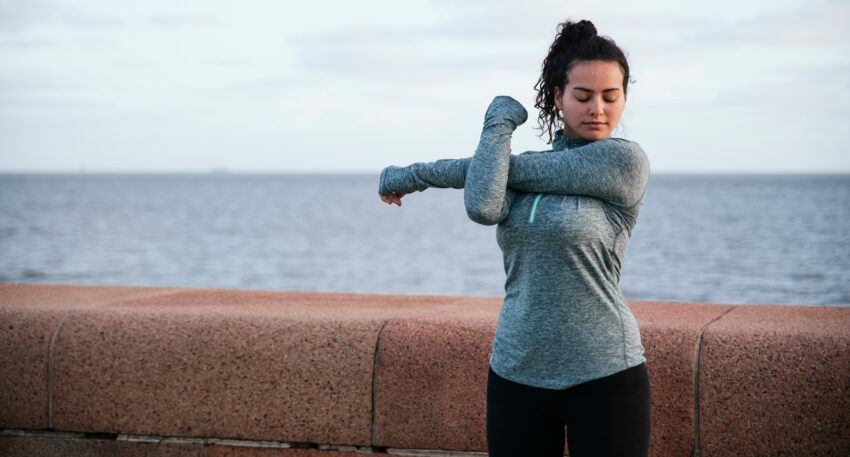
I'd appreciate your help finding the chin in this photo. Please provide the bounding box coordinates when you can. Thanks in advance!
[582,131,609,140]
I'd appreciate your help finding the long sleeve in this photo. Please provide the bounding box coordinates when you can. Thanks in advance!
[378,138,649,209]
[462,96,527,225]
[507,138,650,208]
[377,157,471,194]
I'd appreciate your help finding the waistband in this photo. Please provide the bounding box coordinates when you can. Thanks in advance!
[489,362,648,394]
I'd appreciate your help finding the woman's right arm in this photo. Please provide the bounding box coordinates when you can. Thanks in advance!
[378,96,527,225]
[463,96,527,225]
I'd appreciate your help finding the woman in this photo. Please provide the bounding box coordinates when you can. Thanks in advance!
[377,19,651,457]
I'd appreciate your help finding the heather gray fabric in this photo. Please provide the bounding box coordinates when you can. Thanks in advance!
[378,95,651,390]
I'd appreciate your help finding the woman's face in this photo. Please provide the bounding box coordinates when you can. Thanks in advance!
[554,60,626,140]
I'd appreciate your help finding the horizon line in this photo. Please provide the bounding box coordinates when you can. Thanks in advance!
[1,169,849,176]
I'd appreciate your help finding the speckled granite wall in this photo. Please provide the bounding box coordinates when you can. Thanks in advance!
[1,283,848,457]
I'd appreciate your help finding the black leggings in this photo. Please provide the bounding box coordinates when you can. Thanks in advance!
[486,362,651,457]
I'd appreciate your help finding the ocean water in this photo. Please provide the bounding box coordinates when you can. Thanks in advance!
[1,172,848,307]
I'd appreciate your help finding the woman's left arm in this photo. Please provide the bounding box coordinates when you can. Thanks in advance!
[507,138,651,208]
[379,139,649,208]
[378,157,472,195]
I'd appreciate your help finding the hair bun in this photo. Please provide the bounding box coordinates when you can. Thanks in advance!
[561,19,597,43]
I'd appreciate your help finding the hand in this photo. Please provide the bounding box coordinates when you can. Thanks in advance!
[379,191,406,206]
[484,95,529,130]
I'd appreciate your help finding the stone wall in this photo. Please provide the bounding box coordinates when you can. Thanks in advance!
[1,283,848,456]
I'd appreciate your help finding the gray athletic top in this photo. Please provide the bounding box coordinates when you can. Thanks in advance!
[378,96,650,390]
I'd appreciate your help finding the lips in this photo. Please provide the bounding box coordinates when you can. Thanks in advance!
[584,122,606,125]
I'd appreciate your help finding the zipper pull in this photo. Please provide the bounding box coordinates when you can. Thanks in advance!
[528,193,543,223]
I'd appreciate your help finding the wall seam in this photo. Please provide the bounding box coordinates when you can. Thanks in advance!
[692,305,736,457]
[371,319,390,447]
[47,311,72,430]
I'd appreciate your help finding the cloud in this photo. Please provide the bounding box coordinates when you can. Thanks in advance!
[0,73,88,91]
[0,74,112,115]
[293,40,535,82]
[290,26,533,82]
[680,1,850,46]
[288,4,747,82]
[201,57,254,68]
[0,0,123,32]
[0,37,58,48]
[0,1,221,35]
[287,5,571,83]
[0,95,113,111]
[146,13,220,27]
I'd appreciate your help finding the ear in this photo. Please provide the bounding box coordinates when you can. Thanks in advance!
[553,86,563,110]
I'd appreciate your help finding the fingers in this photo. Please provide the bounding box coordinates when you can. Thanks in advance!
[390,192,403,206]
[379,193,394,205]
[378,192,404,206]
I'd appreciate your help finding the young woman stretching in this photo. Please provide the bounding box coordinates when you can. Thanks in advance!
[378,19,651,457]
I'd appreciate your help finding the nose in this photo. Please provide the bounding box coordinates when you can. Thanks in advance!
[588,97,605,116]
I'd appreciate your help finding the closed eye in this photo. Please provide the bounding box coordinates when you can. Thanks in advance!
[577,97,619,103]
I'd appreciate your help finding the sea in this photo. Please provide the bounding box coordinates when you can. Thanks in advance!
[1,172,848,307]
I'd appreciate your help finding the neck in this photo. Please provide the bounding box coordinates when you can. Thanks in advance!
[552,129,599,150]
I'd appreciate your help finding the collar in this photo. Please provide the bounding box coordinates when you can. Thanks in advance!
[552,129,602,151]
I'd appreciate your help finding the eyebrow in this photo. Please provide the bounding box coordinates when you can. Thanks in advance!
[572,87,621,93]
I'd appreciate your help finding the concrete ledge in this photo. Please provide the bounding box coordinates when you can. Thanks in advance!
[1,283,848,456]
[0,284,180,430]
[373,299,498,451]
[698,305,850,457]
[625,301,736,457]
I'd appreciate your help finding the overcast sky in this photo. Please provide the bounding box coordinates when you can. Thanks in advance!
[1,0,848,173]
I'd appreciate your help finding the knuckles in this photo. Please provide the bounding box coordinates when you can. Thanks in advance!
[486,95,528,127]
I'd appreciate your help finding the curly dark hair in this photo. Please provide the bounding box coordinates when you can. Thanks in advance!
[533,19,632,144]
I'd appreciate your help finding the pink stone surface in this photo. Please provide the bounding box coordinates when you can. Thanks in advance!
[628,300,736,457]
[52,309,377,445]
[0,283,179,310]
[103,287,467,314]
[698,304,850,457]
[372,297,499,451]
[0,283,177,429]
[51,287,476,446]
[4,284,847,456]
[0,436,204,456]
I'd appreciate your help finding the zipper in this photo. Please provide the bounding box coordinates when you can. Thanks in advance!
[528,193,543,223]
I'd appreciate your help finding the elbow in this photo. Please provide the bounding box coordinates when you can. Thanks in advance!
[463,184,507,225]
[620,144,651,207]
[465,205,502,226]
[632,144,651,195]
